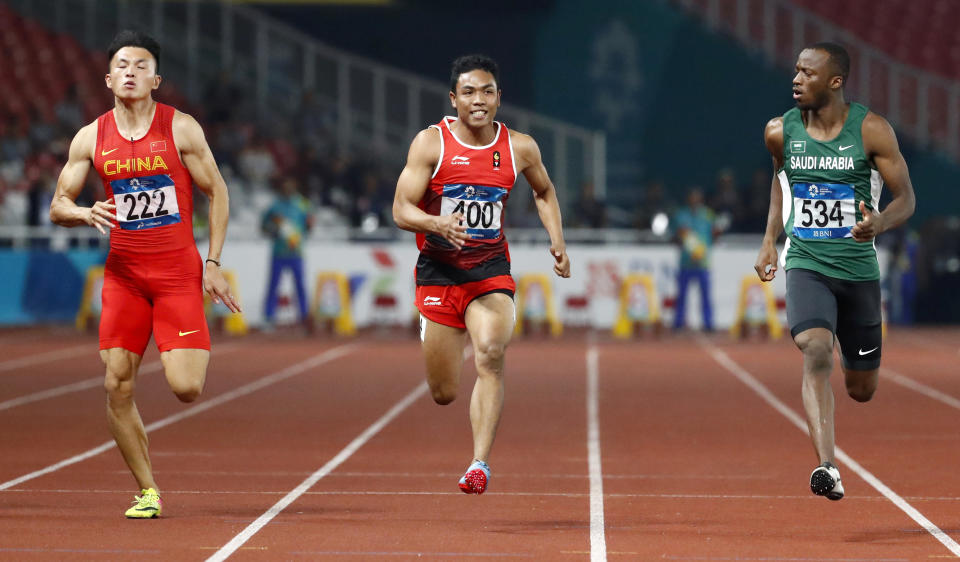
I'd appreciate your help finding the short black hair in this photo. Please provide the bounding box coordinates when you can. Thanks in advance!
[107,30,161,73]
[810,41,849,85]
[449,54,499,93]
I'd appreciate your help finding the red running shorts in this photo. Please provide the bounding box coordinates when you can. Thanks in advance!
[99,246,210,355]
[415,274,515,329]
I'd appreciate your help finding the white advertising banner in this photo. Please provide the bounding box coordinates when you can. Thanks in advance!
[213,241,888,330]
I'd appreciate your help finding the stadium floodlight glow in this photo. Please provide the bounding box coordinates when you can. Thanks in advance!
[651,212,669,236]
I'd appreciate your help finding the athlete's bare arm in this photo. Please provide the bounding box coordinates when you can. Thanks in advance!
[49,122,117,234]
[755,117,785,282]
[172,110,241,313]
[511,131,571,278]
[392,128,470,249]
[852,113,916,242]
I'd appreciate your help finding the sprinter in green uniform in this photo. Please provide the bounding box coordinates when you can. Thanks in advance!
[754,43,915,500]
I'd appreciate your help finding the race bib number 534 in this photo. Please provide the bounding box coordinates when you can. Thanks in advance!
[111,175,182,231]
[440,184,508,240]
[792,182,855,239]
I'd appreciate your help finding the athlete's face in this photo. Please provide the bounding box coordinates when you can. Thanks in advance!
[449,69,500,127]
[105,46,161,101]
[792,48,841,110]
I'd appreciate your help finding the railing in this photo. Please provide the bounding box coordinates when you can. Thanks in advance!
[0,225,675,248]
[5,0,607,209]
[675,0,960,160]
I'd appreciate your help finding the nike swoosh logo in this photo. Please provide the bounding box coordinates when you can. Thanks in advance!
[838,145,853,151]
[101,148,119,156]
[179,330,200,337]
[858,346,878,356]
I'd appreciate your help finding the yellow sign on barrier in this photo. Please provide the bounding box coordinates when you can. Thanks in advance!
[514,274,562,337]
[75,266,105,332]
[311,271,355,336]
[612,273,660,338]
[730,275,782,339]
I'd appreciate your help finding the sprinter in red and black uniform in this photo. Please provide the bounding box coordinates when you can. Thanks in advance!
[393,54,570,494]
[50,30,240,518]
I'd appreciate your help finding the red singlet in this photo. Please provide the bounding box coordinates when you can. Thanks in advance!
[414,116,517,328]
[94,103,210,354]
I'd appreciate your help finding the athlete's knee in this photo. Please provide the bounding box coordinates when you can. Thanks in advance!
[847,385,875,402]
[474,339,507,377]
[103,362,137,401]
[169,375,204,403]
[796,334,833,373]
[845,371,878,402]
[431,386,457,405]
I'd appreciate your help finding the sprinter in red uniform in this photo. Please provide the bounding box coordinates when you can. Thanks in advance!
[393,54,570,494]
[50,30,240,518]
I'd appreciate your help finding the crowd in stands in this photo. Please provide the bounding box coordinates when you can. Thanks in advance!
[0,3,773,240]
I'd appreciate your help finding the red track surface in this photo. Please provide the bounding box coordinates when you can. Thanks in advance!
[1,327,959,560]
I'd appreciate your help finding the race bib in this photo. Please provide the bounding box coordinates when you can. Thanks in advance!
[111,175,182,231]
[440,184,508,240]
[791,182,855,239]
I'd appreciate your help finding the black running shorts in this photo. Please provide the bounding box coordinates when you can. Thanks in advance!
[785,267,882,371]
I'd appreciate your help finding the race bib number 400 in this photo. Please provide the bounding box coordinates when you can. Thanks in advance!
[791,182,856,239]
[111,175,182,231]
[440,184,508,240]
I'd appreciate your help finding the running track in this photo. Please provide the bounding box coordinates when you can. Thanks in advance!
[1,327,958,560]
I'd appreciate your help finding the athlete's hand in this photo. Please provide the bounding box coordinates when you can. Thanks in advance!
[204,263,242,313]
[551,245,571,278]
[83,197,116,234]
[754,243,778,282]
[851,201,883,242]
[435,213,470,250]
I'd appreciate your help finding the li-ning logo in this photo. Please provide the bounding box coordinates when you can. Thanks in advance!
[451,155,470,165]
[493,151,501,168]
[423,296,443,306]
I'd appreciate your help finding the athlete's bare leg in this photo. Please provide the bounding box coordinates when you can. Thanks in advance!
[464,292,515,463]
[421,318,468,404]
[842,366,879,403]
[161,348,210,403]
[101,347,156,491]
[795,327,836,464]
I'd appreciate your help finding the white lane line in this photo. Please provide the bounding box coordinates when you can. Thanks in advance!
[701,341,960,558]
[882,368,960,411]
[206,381,430,562]
[0,344,89,373]
[0,343,240,412]
[0,344,359,492]
[586,344,607,562]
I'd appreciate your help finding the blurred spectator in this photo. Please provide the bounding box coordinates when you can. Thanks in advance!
[710,167,739,232]
[573,180,606,228]
[887,228,920,324]
[238,133,277,193]
[54,85,85,132]
[744,167,773,233]
[261,176,314,327]
[672,187,719,331]
[634,178,671,231]
[204,71,243,126]
[1,115,30,163]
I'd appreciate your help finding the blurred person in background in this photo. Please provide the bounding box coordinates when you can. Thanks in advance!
[573,180,606,228]
[49,30,240,519]
[261,175,314,328]
[710,167,739,232]
[672,186,719,331]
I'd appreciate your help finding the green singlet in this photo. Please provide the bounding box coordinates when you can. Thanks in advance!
[779,102,881,281]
